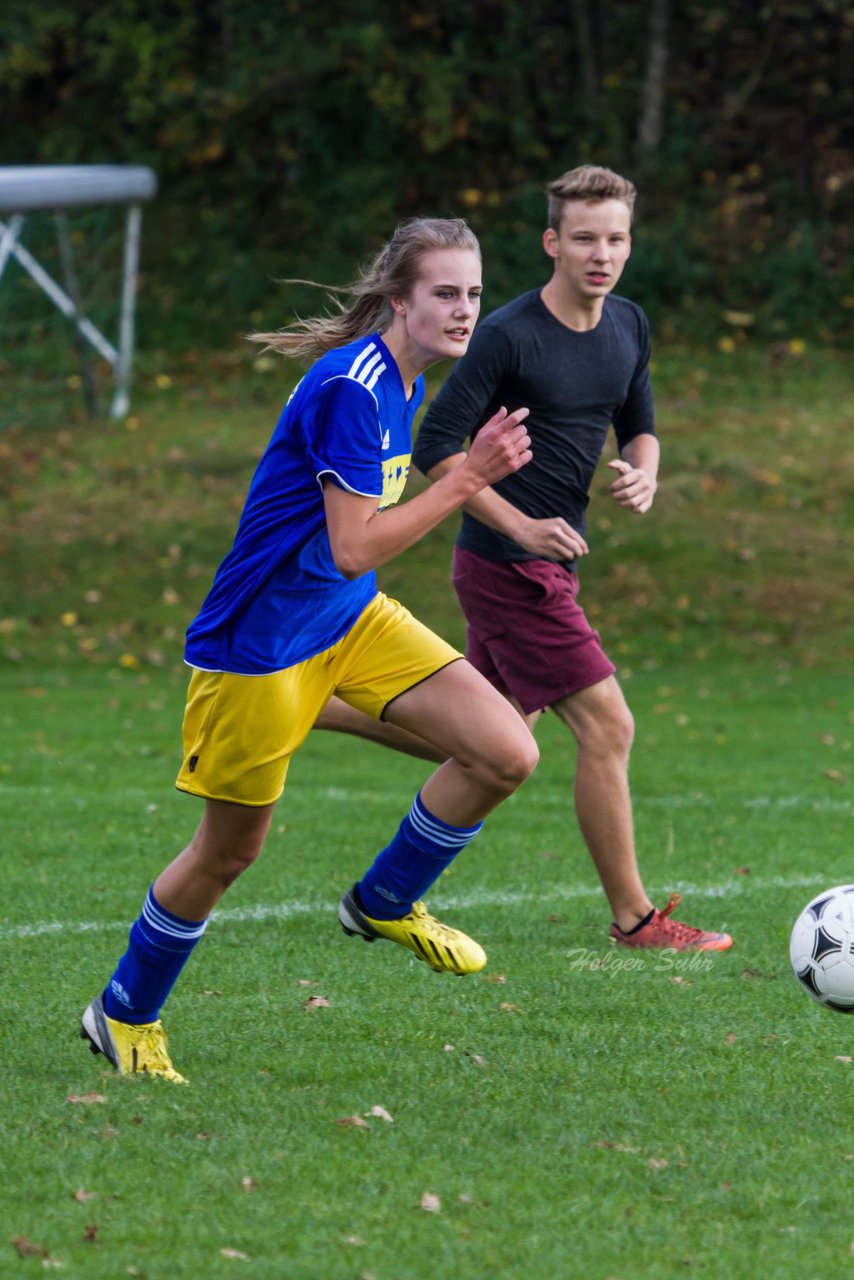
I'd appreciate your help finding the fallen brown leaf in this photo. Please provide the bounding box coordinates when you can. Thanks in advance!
[72,1189,97,1202]
[420,1192,441,1213]
[220,1247,250,1260]
[12,1236,49,1258]
[337,1115,369,1128]
[499,1002,522,1012]
[834,1056,853,1064]
[648,1157,669,1169]
[480,973,506,984]
[67,1092,107,1105]
[240,1177,258,1191]
[304,995,331,1010]
[82,1224,100,1243]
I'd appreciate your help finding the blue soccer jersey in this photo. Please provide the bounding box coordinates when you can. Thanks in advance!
[185,334,422,674]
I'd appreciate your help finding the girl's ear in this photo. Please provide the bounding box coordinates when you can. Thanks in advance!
[389,295,406,316]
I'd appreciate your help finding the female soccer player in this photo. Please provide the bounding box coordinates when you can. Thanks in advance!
[80,217,537,1082]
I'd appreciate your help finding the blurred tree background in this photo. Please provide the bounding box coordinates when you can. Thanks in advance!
[1,0,852,350]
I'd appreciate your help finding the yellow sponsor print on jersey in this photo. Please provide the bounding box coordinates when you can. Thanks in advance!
[381,453,411,509]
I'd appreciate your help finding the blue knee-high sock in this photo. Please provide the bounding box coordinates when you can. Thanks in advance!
[103,887,208,1024]
[356,791,483,920]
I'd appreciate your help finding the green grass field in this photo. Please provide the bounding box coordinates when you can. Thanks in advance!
[1,347,852,1277]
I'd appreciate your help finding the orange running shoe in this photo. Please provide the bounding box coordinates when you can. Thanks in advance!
[610,893,732,952]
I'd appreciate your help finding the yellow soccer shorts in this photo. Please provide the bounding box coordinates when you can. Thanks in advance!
[175,592,461,807]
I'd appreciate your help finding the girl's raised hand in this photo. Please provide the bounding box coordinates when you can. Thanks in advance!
[464,406,532,487]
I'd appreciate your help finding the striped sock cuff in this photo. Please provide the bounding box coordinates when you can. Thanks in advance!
[137,887,208,954]
[406,791,483,860]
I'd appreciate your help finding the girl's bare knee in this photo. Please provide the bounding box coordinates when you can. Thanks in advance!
[189,822,267,888]
[217,851,260,888]
[511,734,540,786]
[474,731,539,795]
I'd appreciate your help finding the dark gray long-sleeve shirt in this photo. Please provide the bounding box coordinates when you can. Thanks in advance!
[412,289,656,565]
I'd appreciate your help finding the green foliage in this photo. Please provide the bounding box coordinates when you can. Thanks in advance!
[1,1,851,346]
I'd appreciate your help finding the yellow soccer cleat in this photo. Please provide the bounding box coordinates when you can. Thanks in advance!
[80,993,188,1083]
[339,886,487,975]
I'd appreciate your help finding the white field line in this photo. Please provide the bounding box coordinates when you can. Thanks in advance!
[0,873,828,942]
[0,782,849,815]
[317,788,852,813]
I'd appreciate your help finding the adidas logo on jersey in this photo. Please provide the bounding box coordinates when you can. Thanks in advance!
[381,429,390,450]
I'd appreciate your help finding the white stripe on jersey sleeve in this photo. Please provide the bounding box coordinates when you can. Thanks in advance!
[347,342,387,394]
[315,467,382,498]
[355,351,383,383]
[365,362,387,391]
[347,342,377,380]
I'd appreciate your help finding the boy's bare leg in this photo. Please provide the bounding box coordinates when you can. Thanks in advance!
[549,676,653,931]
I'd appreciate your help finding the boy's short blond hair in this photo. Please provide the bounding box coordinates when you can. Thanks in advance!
[547,165,637,231]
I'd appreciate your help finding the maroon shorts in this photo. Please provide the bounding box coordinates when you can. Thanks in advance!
[451,546,616,715]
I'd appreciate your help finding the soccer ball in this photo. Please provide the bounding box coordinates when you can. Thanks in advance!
[790,885,854,1013]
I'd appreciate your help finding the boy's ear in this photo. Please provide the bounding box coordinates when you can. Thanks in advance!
[542,228,559,259]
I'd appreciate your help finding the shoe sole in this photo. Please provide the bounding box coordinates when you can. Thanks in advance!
[612,935,733,952]
[80,997,121,1071]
